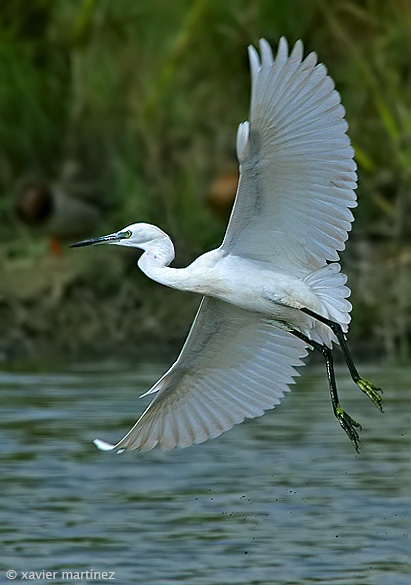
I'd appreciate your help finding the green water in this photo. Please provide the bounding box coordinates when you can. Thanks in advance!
[0,362,409,584]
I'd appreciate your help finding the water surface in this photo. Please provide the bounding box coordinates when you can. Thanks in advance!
[0,362,409,584]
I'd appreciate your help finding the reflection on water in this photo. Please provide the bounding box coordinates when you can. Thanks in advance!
[0,363,409,584]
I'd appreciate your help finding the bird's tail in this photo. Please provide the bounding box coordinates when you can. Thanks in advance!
[304,263,352,336]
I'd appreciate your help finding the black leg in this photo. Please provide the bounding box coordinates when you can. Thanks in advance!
[290,329,362,452]
[301,307,383,412]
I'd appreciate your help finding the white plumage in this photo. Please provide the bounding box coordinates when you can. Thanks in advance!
[224,38,357,274]
[73,38,382,454]
[96,298,308,452]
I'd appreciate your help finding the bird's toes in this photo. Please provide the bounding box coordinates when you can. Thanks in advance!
[356,378,384,412]
[336,406,362,453]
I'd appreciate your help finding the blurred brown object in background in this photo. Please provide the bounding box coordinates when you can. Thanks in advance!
[15,167,102,256]
[207,166,238,221]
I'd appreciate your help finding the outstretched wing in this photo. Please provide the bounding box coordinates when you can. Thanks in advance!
[222,38,357,274]
[94,297,308,452]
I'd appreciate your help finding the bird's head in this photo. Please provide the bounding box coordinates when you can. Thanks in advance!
[70,222,166,250]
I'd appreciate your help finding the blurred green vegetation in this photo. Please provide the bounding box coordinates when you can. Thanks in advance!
[0,0,410,361]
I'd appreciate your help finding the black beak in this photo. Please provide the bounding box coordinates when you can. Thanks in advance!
[70,233,125,248]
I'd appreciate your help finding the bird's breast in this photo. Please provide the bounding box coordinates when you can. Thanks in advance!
[210,254,322,320]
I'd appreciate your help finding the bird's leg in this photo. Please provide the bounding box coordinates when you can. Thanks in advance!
[301,308,383,412]
[290,329,362,452]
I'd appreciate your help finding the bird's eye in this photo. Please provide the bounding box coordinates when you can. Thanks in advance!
[124,230,132,238]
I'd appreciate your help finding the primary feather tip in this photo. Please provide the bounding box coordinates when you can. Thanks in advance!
[93,438,115,451]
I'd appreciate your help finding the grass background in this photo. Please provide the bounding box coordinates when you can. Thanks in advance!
[0,0,409,362]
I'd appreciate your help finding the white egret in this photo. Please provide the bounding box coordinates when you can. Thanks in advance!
[72,38,383,454]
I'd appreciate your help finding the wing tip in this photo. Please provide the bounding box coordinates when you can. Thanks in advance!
[290,38,304,63]
[250,37,308,75]
[259,38,274,67]
[94,438,119,452]
[248,44,261,81]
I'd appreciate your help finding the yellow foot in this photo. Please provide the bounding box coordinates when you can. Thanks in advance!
[336,406,362,453]
[356,378,383,412]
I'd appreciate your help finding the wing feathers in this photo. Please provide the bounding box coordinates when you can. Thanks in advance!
[260,38,275,67]
[224,38,357,274]
[248,45,261,83]
[94,298,308,452]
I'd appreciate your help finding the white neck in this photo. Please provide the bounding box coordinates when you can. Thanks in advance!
[137,232,194,292]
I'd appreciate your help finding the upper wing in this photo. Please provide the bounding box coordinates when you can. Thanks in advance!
[221,38,357,274]
[94,297,308,452]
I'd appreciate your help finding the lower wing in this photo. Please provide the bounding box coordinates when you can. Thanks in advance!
[94,297,308,453]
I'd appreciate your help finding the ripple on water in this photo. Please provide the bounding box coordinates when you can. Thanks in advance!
[0,365,409,584]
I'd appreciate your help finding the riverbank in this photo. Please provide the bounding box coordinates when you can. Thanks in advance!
[1,237,409,366]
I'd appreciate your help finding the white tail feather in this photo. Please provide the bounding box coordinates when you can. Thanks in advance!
[304,264,352,334]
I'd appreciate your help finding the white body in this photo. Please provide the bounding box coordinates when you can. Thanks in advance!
[86,38,357,453]
[138,242,339,345]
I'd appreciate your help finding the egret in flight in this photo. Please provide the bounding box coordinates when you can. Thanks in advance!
[72,38,383,454]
